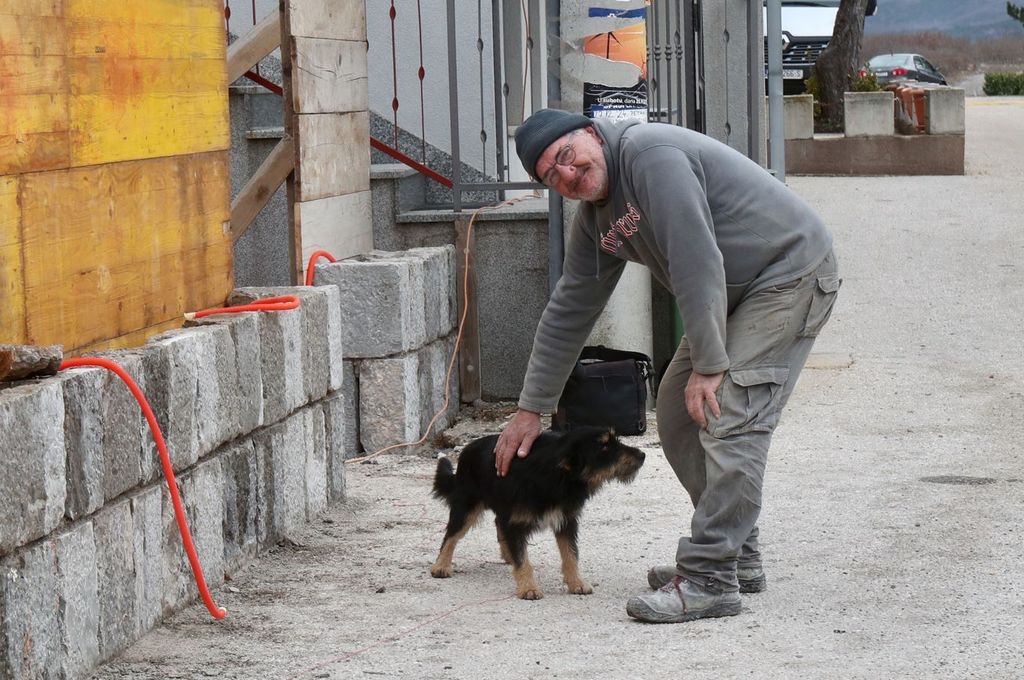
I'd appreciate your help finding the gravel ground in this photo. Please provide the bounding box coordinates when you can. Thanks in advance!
[92,98,1024,680]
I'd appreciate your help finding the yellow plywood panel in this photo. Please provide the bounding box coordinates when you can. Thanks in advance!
[69,91,228,166]
[69,56,225,96]
[0,12,71,174]
[1,56,67,95]
[19,152,233,350]
[67,0,219,26]
[67,20,225,60]
[0,177,25,343]
[0,0,62,17]
[65,0,229,165]
[0,14,66,56]
[0,130,69,175]
[0,61,69,174]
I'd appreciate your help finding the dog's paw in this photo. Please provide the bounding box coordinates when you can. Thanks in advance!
[430,564,453,578]
[566,580,594,595]
[517,587,545,600]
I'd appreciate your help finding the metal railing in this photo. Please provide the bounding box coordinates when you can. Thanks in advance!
[369,0,556,210]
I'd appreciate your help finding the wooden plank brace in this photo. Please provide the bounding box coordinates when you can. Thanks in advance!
[230,135,295,242]
[226,8,282,84]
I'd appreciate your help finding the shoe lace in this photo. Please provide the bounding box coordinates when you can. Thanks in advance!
[660,575,686,594]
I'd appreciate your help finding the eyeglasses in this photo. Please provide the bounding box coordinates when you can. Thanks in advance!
[539,143,576,188]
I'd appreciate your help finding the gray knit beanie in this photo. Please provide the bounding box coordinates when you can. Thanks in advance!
[515,109,592,180]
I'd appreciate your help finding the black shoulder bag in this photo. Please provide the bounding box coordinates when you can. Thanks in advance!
[551,345,653,436]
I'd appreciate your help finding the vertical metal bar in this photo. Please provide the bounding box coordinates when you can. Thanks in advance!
[546,0,562,108]
[665,1,674,126]
[390,1,400,148]
[528,0,543,112]
[478,0,488,179]
[547,0,564,289]
[673,2,685,126]
[502,0,523,125]
[645,4,654,121]
[418,1,428,161]
[766,0,785,180]
[747,0,761,164]
[447,0,463,210]
[694,0,706,133]
[491,0,506,185]
[651,1,662,121]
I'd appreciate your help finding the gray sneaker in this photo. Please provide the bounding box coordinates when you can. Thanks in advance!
[626,575,742,623]
[647,565,767,593]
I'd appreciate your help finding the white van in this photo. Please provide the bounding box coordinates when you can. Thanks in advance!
[764,0,877,94]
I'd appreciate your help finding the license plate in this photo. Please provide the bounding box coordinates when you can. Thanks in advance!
[782,69,803,80]
[875,71,888,77]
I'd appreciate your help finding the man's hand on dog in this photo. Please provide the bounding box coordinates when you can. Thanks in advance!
[686,370,724,428]
[495,409,543,476]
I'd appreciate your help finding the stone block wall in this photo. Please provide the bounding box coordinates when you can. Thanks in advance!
[313,246,460,456]
[0,246,461,679]
[0,286,348,680]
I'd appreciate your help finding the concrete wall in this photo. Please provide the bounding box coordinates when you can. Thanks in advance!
[312,247,461,454]
[230,87,292,288]
[367,197,552,401]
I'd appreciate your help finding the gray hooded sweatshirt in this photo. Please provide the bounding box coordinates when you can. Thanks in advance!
[518,118,832,415]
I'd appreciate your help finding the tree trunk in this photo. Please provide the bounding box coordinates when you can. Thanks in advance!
[813,0,870,131]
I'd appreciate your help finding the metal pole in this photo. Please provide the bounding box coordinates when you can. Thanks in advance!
[684,0,698,130]
[546,0,564,291]
[766,0,785,181]
[672,2,685,127]
[491,0,506,186]
[528,0,543,111]
[447,0,463,210]
[747,0,761,164]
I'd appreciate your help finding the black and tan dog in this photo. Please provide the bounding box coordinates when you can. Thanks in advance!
[430,427,645,600]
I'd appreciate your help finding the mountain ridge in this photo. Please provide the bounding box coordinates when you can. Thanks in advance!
[865,0,1024,38]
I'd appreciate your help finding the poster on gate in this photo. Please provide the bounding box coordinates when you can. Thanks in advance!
[582,5,648,122]
[584,81,648,122]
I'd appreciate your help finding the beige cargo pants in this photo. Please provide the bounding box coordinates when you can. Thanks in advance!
[655,249,840,592]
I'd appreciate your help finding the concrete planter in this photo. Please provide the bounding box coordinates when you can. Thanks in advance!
[763,94,815,140]
[844,91,895,137]
[925,87,966,135]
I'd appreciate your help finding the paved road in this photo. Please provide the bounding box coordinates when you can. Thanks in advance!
[93,98,1024,680]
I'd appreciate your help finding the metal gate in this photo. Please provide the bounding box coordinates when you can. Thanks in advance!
[646,0,702,132]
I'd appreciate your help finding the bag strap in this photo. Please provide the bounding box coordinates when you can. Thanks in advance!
[577,345,653,389]
[579,344,652,367]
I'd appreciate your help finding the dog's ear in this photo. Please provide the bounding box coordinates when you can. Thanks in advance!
[557,427,613,471]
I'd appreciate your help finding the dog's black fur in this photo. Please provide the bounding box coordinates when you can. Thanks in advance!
[430,427,645,599]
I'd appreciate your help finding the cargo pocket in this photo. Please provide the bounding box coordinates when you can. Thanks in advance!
[705,366,790,439]
[799,274,841,338]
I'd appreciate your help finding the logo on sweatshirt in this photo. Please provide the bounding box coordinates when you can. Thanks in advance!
[599,202,642,254]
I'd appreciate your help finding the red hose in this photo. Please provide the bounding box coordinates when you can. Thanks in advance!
[184,295,300,320]
[60,357,227,621]
[304,250,337,286]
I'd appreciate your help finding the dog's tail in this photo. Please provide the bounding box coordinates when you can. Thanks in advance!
[432,453,456,502]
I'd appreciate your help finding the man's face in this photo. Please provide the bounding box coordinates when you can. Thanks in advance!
[534,126,609,202]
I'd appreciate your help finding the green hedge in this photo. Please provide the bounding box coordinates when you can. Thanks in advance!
[983,72,1024,96]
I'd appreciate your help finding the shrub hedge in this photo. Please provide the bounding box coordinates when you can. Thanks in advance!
[983,72,1024,96]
